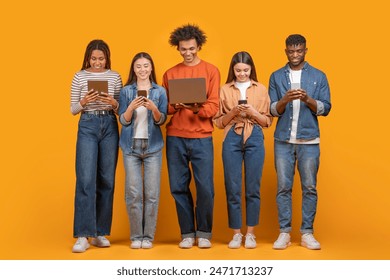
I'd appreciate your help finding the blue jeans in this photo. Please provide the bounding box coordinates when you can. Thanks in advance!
[166,136,214,239]
[274,141,320,234]
[73,113,119,237]
[222,125,265,229]
[123,139,162,241]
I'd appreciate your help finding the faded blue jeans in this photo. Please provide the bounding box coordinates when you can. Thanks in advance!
[222,125,265,229]
[73,113,118,237]
[274,141,320,234]
[166,136,214,240]
[123,139,162,241]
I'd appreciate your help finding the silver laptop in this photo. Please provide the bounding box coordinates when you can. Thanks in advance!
[167,77,207,104]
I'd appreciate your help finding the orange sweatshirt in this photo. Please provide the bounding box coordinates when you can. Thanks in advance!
[162,60,220,138]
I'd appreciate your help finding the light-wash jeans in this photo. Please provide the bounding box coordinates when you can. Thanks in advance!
[123,139,162,241]
[274,141,320,234]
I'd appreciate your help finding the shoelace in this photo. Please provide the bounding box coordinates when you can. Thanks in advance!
[183,238,194,244]
[233,233,243,241]
[304,234,317,243]
[246,234,256,241]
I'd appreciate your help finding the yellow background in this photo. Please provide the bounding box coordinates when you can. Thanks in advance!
[1,0,389,260]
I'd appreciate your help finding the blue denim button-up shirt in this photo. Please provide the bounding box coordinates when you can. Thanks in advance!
[268,62,331,142]
[119,82,168,154]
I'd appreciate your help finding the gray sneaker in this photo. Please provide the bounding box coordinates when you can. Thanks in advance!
[179,237,195,249]
[91,236,110,247]
[130,240,142,249]
[244,233,257,249]
[273,233,291,250]
[228,233,243,249]
[301,233,321,250]
[72,237,90,253]
[141,240,153,249]
[197,238,211,249]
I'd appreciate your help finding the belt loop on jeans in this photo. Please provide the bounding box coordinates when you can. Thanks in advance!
[83,110,114,116]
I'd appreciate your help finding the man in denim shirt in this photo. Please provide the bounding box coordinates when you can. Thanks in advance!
[269,34,331,250]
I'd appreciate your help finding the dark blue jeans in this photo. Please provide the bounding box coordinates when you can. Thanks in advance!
[222,125,265,229]
[73,113,119,237]
[166,136,214,239]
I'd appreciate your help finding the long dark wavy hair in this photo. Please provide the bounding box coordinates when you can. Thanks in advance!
[225,51,258,84]
[81,39,111,70]
[125,52,157,86]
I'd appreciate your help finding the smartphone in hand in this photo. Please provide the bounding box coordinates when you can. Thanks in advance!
[291,82,301,90]
[238,100,247,105]
[137,90,147,98]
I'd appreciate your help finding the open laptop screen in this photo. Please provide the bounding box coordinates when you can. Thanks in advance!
[167,77,207,104]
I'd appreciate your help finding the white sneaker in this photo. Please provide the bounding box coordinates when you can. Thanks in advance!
[91,236,110,247]
[273,233,291,250]
[198,238,212,248]
[179,237,195,249]
[130,240,142,249]
[72,237,90,253]
[244,233,257,249]
[228,233,243,249]
[301,233,321,250]
[141,240,153,249]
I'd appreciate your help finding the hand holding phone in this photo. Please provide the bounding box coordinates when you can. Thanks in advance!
[137,90,148,98]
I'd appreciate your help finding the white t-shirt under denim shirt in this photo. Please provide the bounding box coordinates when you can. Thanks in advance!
[289,68,319,144]
[133,97,148,139]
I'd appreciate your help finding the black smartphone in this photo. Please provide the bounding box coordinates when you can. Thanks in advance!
[238,100,247,105]
[137,90,147,98]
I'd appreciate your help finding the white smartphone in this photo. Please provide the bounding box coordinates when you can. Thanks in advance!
[291,82,301,90]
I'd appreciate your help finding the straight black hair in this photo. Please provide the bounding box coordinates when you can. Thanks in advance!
[125,52,157,86]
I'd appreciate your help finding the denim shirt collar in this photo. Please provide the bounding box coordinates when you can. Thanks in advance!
[283,61,310,74]
[127,81,159,90]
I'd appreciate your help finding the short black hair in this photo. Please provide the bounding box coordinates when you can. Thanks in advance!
[169,24,207,49]
[285,34,306,47]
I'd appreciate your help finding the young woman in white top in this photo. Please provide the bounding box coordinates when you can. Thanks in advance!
[118,52,167,249]
[213,51,272,249]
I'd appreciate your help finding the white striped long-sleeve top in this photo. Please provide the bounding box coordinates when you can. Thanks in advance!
[70,69,123,115]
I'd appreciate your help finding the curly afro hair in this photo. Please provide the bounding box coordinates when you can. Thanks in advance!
[169,24,207,49]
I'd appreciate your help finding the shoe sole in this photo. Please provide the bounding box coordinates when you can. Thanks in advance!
[272,242,291,250]
[179,244,194,249]
[301,242,321,250]
[198,243,211,249]
[72,243,90,253]
[90,240,110,248]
